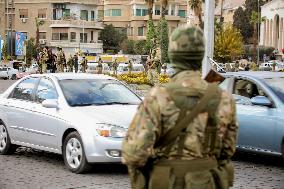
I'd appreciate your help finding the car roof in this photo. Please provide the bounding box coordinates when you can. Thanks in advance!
[28,73,115,80]
[224,71,284,79]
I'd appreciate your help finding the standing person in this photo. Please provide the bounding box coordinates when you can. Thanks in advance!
[112,58,118,75]
[97,58,103,74]
[73,54,79,73]
[41,47,49,73]
[37,51,43,74]
[56,46,65,73]
[80,56,88,73]
[67,54,74,72]
[234,61,240,72]
[122,25,238,189]
[128,59,133,74]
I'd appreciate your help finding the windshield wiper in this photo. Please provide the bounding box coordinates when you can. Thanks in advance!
[71,103,93,107]
[95,102,136,105]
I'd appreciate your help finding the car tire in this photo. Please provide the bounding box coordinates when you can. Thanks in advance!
[0,123,17,155]
[11,74,17,80]
[63,131,91,173]
[282,140,284,160]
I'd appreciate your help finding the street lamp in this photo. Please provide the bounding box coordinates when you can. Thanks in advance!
[257,0,260,65]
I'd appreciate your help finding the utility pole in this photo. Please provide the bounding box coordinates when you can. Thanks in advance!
[257,0,260,65]
[202,0,215,78]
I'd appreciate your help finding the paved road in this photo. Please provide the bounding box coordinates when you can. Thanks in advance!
[0,79,284,189]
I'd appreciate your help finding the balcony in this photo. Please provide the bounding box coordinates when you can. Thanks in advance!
[50,19,103,29]
[130,15,184,21]
[49,41,103,50]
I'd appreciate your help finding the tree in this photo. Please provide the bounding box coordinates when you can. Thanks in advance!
[161,0,168,18]
[188,0,204,28]
[233,0,266,44]
[35,17,45,48]
[2,40,8,60]
[159,17,169,64]
[121,40,135,54]
[145,0,154,20]
[214,24,244,63]
[250,10,265,62]
[134,40,147,55]
[233,7,252,44]
[25,38,37,67]
[146,20,157,57]
[99,24,127,53]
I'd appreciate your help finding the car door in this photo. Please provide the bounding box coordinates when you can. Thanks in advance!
[26,77,64,150]
[233,78,276,152]
[3,77,39,143]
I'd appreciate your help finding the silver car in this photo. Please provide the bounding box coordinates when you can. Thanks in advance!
[221,71,284,158]
[0,73,141,173]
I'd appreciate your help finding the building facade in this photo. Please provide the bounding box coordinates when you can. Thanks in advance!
[260,0,284,54]
[101,0,188,40]
[1,0,104,55]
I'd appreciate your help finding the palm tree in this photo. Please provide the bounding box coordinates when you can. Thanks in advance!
[35,17,45,47]
[161,0,168,18]
[188,0,204,27]
[145,0,154,20]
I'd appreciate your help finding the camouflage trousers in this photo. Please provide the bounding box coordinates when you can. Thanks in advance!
[42,63,47,73]
[148,69,159,85]
[56,63,64,73]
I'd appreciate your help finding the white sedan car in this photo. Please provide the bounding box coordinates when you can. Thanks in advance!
[0,73,141,173]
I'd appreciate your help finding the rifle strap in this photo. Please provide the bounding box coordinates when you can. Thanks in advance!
[155,83,220,149]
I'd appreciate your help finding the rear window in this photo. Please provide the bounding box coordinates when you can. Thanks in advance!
[0,68,7,71]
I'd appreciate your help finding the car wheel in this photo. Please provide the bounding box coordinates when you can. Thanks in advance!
[63,132,91,173]
[282,140,284,160]
[0,123,17,155]
[11,74,17,80]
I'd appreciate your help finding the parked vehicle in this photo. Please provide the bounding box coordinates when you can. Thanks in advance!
[161,64,175,76]
[0,73,141,173]
[116,63,145,75]
[0,66,18,80]
[220,71,284,159]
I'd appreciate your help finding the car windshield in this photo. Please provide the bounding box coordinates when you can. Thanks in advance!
[59,79,141,106]
[0,68,7,71]
[263,77,284,103]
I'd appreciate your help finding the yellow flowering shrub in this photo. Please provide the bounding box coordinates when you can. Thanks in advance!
[159,74,170,84]
[114,73,150,85]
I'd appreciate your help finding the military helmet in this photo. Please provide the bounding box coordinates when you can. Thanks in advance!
[168,25,205,61]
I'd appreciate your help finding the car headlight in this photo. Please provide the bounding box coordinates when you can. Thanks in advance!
[96,123,127,138]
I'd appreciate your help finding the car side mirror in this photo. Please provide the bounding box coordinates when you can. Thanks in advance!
[251,96,272,107]
[42,99,58,109]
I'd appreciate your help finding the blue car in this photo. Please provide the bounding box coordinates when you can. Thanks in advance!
[220,71,284,158]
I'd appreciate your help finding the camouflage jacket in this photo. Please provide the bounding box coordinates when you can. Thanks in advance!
[56,51,64,64]
[122,71,238,168]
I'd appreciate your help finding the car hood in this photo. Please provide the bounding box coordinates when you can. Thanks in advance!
[73,105,139,129]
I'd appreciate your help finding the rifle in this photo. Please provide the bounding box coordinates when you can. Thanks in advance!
[204,69,225,83]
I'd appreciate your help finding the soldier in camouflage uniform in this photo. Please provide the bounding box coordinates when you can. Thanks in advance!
[41,47,49,73]
[67,55,74,72]
[122,25,238,189]
[56,47,65,73]
[80,56,88,73]
[128,60,133,74]
[112,59,118,75]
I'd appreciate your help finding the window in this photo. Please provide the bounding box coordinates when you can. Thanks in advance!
[142,9,148,16]
[63,9,70,18]
[104,10,110,16]
[111,9,121,16]
[91,31,93,41]
[9,77,39,101]
[91,11,95,21]
[59,79,141,106]
[39,32,46,39]
[155,7,160,15]
[19,9,28,18]
[52,28,68,41]
[178,10,186,18]
[136,9,141,16]
[80,10,88,21]
[22,32,28,39]
[35,78,58,103]
[80,33,87,43]
[38,9,46,18]
[138,27,144,36]
[70,32,76,42]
